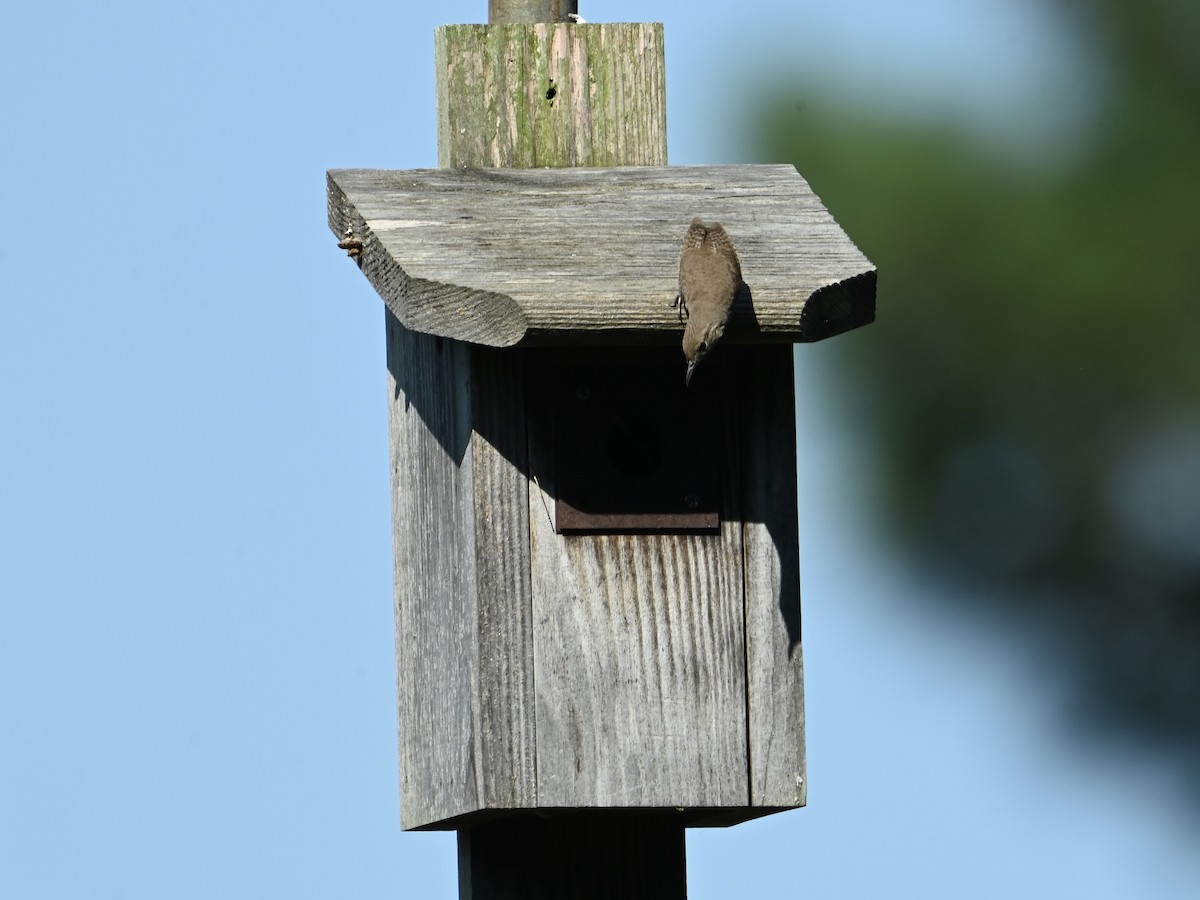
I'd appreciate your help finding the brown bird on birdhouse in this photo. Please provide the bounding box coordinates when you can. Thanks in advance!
[673,217,742,386]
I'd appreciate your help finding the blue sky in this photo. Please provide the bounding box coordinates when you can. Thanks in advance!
[3,1,1197,897]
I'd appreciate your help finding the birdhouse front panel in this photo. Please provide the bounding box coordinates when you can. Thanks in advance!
[384,316,805,829]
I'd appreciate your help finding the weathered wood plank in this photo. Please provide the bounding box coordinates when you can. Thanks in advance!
[741,345,807,808]
[388,314,479,829]
[467,345,539,815]
[387,315,538,830]
[525,348,749,808]
[327,164,875,347]
[436,23,667,169]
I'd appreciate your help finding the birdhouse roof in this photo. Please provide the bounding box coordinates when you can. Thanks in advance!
[327,164,875,347]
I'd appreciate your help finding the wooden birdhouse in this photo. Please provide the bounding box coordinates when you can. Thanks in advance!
[328,10,874,897]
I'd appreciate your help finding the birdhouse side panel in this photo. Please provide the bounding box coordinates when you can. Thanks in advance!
[387,320,543,830]
[387,316,482,830]
[384,316,477,830]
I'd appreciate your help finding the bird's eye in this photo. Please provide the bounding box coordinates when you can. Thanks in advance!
[698,341,708,352]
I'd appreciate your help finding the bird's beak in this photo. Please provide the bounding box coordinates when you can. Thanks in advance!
[685,360,696,387]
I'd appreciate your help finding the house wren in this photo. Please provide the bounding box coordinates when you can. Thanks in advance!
[673,217,742,386]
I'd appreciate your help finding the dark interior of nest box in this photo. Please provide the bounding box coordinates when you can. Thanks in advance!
[539,345,731,534]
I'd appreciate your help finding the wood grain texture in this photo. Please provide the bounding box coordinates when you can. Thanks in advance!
[740,345,806,808]
[436,23,667,169]
[327,164,876,347]
[467,344,538,816]
[525,348,749,809]
[387,314,537,830]
[388,315,477,829]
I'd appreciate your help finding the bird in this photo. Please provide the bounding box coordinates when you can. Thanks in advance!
[673,217,742,386]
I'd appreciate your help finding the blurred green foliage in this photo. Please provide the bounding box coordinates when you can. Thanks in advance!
[759,1,1200,788]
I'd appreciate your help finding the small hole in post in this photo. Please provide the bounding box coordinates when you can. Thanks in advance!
[545,80,557,102]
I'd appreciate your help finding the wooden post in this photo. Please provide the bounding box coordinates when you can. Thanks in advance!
[435,21,666,169]
[438,3,682,897]
[459,813,686,899]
